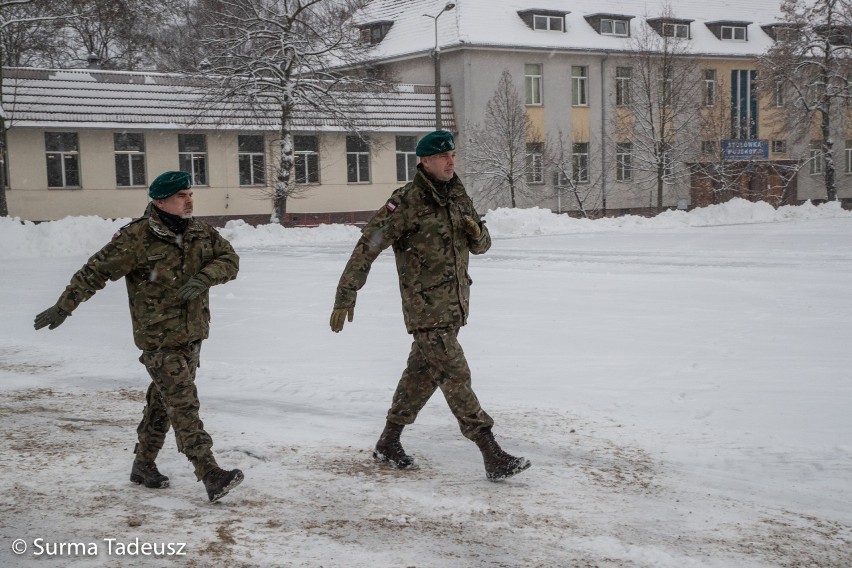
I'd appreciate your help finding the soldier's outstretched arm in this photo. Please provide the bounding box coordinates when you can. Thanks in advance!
[34,231,138,331]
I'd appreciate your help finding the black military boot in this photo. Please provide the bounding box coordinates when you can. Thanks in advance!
[373,421,416,469]
[202,467,244,502]
[130,460,170,488]
[474,429,531,482]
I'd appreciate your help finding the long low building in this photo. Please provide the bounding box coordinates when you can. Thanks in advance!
[2,67,454,223]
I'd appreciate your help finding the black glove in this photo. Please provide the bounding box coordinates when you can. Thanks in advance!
[330,306,354,333]
[177,273,212,301]
[34,305,69,330]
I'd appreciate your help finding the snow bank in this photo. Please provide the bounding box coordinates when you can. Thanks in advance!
[484,198,852,237]
[1,199,849,259]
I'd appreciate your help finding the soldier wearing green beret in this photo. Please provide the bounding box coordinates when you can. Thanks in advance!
[331,130,531,481]
[34,171,244,502]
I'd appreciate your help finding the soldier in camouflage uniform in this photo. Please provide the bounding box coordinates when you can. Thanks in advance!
[331,131,531,481]
[34,171,244,502]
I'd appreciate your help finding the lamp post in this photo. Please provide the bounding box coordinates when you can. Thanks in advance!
[423,2,455,130]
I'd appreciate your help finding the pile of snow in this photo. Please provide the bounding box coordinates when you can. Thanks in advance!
[484,198,852,237]
[2,198,849,259]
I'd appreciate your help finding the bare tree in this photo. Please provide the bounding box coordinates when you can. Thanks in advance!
[758,0,852,201]
[49,0,181,70]
[465,69,546,209]
[547,129,603,218]
[193,0,388,223]
[613,5,704,212]
[0,0,69,216]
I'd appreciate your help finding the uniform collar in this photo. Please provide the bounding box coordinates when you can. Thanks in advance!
[415,166,464,205]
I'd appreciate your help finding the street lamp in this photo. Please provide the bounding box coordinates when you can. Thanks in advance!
[423,2,455,130]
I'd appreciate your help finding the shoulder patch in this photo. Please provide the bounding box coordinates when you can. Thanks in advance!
[386,201,397,213]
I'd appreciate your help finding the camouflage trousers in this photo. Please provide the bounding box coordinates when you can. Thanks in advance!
[387,327,494,440]
[135,341,218,480]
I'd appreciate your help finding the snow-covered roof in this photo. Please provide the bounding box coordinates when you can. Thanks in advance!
[1,67,454,131]
[359,0,787,61]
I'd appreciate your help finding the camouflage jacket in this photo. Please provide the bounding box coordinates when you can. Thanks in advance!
[56,206,239,351]
[335,166,491,333]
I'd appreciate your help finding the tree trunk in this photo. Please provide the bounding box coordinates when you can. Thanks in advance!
[820,109,837,201]
[273,100,295,224]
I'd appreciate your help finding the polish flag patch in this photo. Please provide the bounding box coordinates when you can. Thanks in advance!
[386,201,397,213]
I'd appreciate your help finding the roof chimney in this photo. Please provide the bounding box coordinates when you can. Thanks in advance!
[87,52,101,69]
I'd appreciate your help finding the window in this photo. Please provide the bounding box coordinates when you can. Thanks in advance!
[359,22,393,45]
[809,143,823,175]
[660,71,673,106]
[662,145,674,182]
[616,67,631,106]
[572,66,588,106]
[294,136,319,184]
[601,19,628,36]
[731,70,758,139]
[238,135,265,186]
[846,141,852,174]
[702,141,717,154]
[572,143,589,183]
[525,64,542,105]
[774,81,785,107]
[346,135,370,183]
[616,142,632,181]
[704,70,717,106]
[395,136,418,182]
[526,143,544,184]
[178,134,207,186]
[533,14,563,31]
[721,26,747,41]
[771,140,787,153]
[114,133,145,187]
[663,23,689,38]
[45,132,80,188]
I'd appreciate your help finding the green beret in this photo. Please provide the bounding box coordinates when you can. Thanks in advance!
[416,130,455,157]
[149,171,191,200]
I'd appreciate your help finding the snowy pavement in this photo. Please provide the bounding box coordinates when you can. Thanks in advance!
[1,201,851,567]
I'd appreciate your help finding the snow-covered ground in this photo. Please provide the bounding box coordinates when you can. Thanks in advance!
[1,199,850,567]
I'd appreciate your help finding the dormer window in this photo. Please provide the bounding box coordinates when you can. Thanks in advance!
[585,13,634,37]
[761,23,799,42]
[663,23,689,38]
[358,20,393,45]
[707,21,750,41]
[601,19,628,36]
[722,26,747,40]
[533,14,564,31]
[518,10,569,32]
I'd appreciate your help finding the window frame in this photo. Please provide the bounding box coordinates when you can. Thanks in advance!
[294,135,320,185]
[809,144,824,176]
[346,135,371,184]
[113,132,146,188]
[238,134,266,187]
[525,63,543,106]
[845,140,852,174]
[525,142,544,184]
[395,135,418,183]
[601,18,628,37]
[572,65,589,107]
[721,25,747,41]
[616,142,633,182]
[774,81,785,107]
[616,67,631,106]
[178,133,208,186]
[701,140,718,155]
[704,69,717,106]
[572,142,589,183]
[663,23,689,38]
[533,14,564,32]
[45,132,81,189]
[771,140,787,154]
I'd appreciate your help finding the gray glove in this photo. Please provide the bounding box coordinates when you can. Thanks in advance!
[34,305,69,330]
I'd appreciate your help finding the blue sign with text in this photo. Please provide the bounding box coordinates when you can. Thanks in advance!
[721,139,769,161]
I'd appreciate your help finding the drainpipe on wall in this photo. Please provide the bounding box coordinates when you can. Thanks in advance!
[600,53,608,216]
